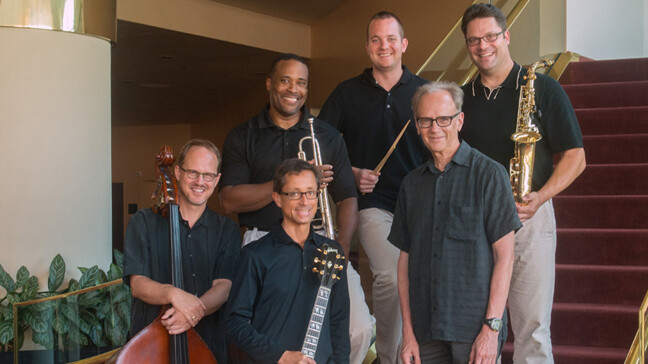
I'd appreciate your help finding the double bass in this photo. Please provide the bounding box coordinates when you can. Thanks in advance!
[108,146,218,364]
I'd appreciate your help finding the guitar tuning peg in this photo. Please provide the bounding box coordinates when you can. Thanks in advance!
[317,248,322,253]
[312,268,318,273]
[314,258,320,264]
[337,265,343,271]
[336,254,340,259]
[332,274,337,279]
[319,271,324,276]
[336,276,341,280]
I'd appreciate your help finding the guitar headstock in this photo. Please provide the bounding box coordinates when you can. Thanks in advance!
[151,145,179,216]
[312,244,345,289]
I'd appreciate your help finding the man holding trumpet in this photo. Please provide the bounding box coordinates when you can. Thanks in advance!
[220,53,374,363]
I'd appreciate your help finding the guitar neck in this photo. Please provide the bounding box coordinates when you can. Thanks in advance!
[301,286,331,359]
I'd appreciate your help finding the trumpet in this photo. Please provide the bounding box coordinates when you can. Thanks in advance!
[298,118,336,239]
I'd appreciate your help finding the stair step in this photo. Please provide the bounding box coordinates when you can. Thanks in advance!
[563,80,648,108]
[561,57,648,84]
[501,343,628,364]
[553,195,648,229]
[557,228,648,266]
[582,134,648,164]
[576,106,648,136]
[551,302,637,348]
[555,264,648,305]
[562,163,648,195]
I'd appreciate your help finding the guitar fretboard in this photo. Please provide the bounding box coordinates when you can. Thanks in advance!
[301,287,331,358]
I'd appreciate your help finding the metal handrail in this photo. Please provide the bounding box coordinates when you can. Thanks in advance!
[625,289,648,364]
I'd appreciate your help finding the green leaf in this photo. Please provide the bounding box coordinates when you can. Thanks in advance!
[32,330,54,349]
[6,292,21,304]
[21,276,39,300]
[105,319,126,346]
[114,249,124,270]
[0,320,13,344]
[61,303,79,323]
[78,266,100,289]
[78,267,89,275]
[114,286,131,304]
[48,254,66,292]
[0,264,15,292]
[15,266,30,289]
[68,279,80,293]
[23,309,47,333]
[89,323,104,346]
[117,301,131,325]
[0,305,12,320]
[68,328,89,346]
[53,316,69,334]
[107,263,123,281]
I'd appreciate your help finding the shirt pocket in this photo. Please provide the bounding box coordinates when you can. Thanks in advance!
[447,205,481,242]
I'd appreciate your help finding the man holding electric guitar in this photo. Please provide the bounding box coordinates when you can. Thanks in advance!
[226,158,350,364]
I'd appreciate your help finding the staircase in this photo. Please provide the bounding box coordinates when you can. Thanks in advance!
[504,57,648,363]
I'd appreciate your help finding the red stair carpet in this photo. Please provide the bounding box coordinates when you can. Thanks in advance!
[502,57,648,364]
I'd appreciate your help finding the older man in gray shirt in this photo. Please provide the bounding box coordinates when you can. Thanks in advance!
[389,81,521,364]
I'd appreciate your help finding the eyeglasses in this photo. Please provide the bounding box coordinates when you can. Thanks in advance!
[179,166,219,182]
[280,191,319,200]
[416,112,460,128]
[465,30,505,46]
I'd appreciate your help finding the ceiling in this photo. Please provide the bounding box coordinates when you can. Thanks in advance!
[111,1,348,127]
[208,0,348,24]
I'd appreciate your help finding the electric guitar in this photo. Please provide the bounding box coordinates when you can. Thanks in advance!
[301,244,345,359]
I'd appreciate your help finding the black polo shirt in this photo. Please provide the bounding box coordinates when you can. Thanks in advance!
[460,63,583,191]
[318,66,429,213]
[123,207,241,364]
[220,105,357,230]
[388,141,521,344]
[226,226,350,364]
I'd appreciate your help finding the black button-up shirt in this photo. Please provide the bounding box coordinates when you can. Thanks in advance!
[220,105,356,230]
[123,207,241,364]
[226,226,350,363]
[318,66,429,212]
[388,142,521,344]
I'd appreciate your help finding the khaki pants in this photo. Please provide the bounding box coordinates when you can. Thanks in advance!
[508,200,556,364]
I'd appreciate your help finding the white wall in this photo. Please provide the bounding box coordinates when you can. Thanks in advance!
[0,28,112,291]
[566,0,647,60]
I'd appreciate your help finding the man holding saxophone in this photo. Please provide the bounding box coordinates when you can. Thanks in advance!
[459,4,586,363]
[220,53,373,363]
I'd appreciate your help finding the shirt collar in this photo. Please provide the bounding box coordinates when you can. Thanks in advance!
[361,65,414,87]
[258,104,312,131]
[471,62,524,93]
[422,140,471,174]
[270,224,317,249]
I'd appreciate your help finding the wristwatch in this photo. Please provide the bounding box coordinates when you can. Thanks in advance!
[482,317,503,332]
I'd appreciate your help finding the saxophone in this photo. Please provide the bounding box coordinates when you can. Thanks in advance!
[298,118,336,239]
[509,59,554,204]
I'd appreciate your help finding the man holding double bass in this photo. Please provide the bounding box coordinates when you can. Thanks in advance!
[123,138,241,364]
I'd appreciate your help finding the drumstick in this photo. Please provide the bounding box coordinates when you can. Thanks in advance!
[373,119,411,174]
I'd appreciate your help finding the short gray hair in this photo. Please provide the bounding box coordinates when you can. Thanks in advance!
[411,81,464,116]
